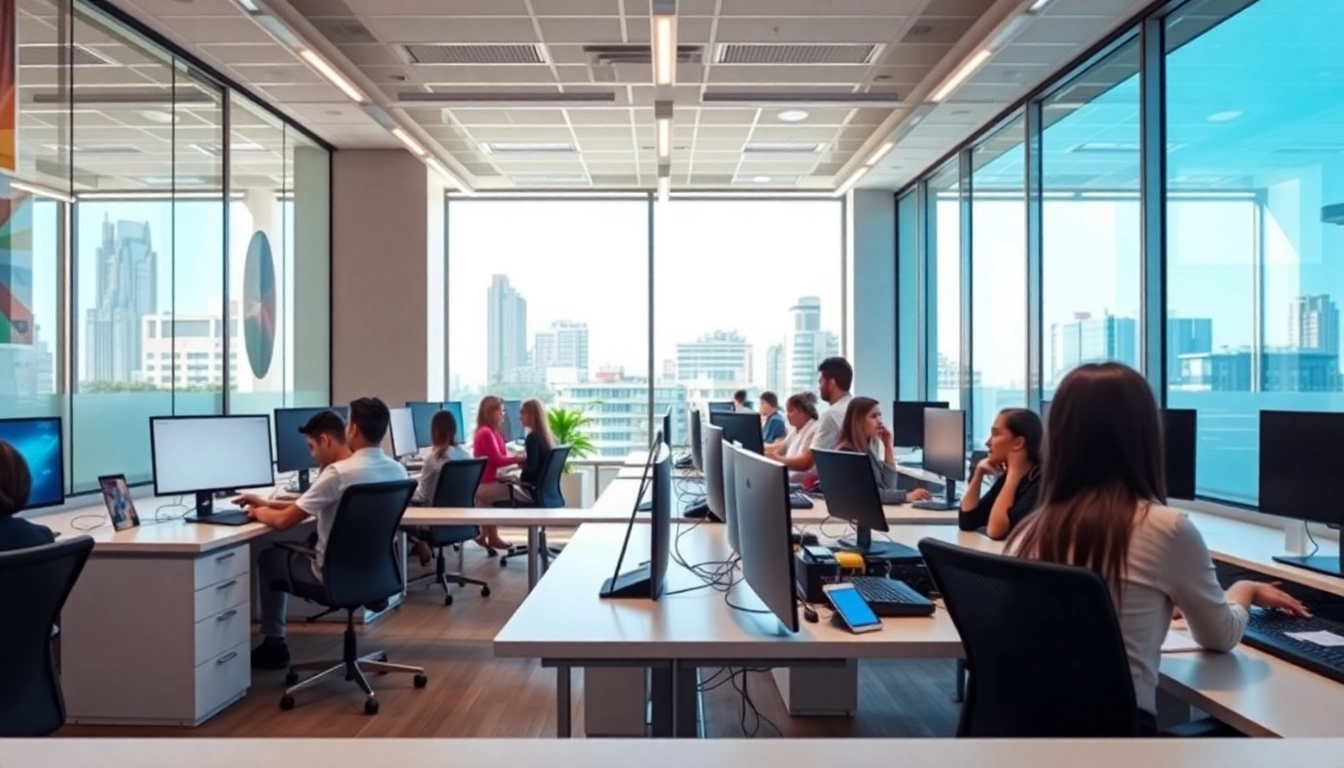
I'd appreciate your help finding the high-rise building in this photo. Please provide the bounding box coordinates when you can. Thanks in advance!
[1289,295,1340,357]
[84,217,157,383]
[139,303,239,390]
[532,320,590,381]
[675,330,751,406]
[486,274,527,383]
[1167,317,1213,385]
[554,370,689,456]
[786,296,839,395]
[1050,312,1138,382]
[765,343,785,395]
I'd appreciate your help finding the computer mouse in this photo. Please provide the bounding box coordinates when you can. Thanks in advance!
[802,604,819,623]
[800,532,819,546]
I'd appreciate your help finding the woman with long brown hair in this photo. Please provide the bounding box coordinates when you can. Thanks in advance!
[472,396,523,551]
[518,399,555,487]
[959,407,1044,540]
[408,410,473,564]
[833,397,932,505]
[1007,362,1306,732]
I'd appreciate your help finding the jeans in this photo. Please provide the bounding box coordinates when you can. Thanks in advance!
[257,547,323,639]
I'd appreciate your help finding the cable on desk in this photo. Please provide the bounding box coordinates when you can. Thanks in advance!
[722,585,770,615]
[69,514,108,532]
[1305,522,1320,558]
[730,667,782,738]
[817,516,854,542]
[154,497,189,523]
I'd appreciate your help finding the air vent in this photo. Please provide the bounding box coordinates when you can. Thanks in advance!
[311,18,377,44]
[509,173,590,186]
[191,141,266,157]
[732,174,801,185]
[716,43,882,66]
[482,142,576,154]
[20,44,113,67]
[584,44,703,67]
[405,44,547,65]
[743,141,824,154]
[46,144,142,155]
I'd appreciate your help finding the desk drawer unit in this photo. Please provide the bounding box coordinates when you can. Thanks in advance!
[63,543,254,726]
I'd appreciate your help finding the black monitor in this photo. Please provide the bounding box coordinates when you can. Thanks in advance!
[0,417,65,511]
[1262,410,1344,577]
[501,399,524,443]
[812,448,919,559]
[444,401,465,438]
[600,437,672,599]
[690,409,704,472]
[702,423,726,522]
[923,407,966,507]
[732,447,799,633]
[1040,399,1052,422]
[892,400,948,449]
[1161,408,1196,501]
[707,401,734,413]
[407,401,442,449]
[709,410,764,455]
[150,415,274,521]
[274,406,348,491]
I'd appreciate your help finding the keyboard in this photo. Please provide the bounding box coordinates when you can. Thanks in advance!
[185,510,253,527]
[847,576,936,617]
[789,492,814,510]
[911,499,958,511]
[1242,609,1344,685]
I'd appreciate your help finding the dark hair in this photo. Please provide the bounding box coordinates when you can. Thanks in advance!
[1007,363,1166,596]
[733,389,748,403]
[817,356,853,392]
[348,397,391,445]
[786,392,819,421]
[0,440,33,517]
[837,396,879,451]
[759,391,779,410]
[298,410,346,444]
[430,410,459,459]
[997,407,1044,466]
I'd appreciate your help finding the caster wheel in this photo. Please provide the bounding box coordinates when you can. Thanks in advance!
[486,547,498,558]
[444,593,454,606]
[499,556,508,567]
[414,674,428,689]
[364,698,379,716]
[280,695,295,711]
[481,585,491,597]
[285,671,298,685]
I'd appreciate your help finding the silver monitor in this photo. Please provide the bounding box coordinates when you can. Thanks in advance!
[151,415,274,517]
[732,447,798,633]
[388,407,418,459]
[722,438,740,555]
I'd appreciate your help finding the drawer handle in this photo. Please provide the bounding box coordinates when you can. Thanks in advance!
[215,552,237,563]
[215,580,238,591]
[216,609,238,622]
[217,652,238,665]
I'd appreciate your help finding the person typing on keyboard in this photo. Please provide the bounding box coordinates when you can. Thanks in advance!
[958,408,1043,540]
[834,397,932,506]
[1006,363,1307,734]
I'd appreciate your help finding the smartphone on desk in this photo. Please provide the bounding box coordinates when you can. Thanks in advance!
[822,582,883,634]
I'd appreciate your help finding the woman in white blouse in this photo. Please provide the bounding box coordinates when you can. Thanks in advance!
[1007,362,1306,733]
[766,392,819,483]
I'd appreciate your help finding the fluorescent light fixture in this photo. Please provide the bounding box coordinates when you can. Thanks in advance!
[833,166,869,197]
[777,109,809,123]
[9,180,72,203]
[657,176,670,203]
[425,157,467,192]
[930,49,992,103]
[752,176,770,183]
[390,127,426,157]
[655,100,673,161]
[1027,0,1052,11]
[77,191,244,201]
[232,0,262,12]
[864,142,894,167]
[297,48,366,104]
[652,14,678,87]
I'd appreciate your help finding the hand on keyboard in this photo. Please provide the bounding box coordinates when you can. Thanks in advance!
[1229,580,1311,618]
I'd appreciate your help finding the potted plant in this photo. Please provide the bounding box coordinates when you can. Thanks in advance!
[548,406,596,508]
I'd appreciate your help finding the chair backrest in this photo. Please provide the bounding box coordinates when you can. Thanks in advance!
[0,536,95,736]
[431,458,487,508]
[534,445,571,508]
[917,538,1139,738]
[321,480,418,608]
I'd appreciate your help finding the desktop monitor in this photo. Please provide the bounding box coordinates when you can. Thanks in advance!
[690,409,704,472]
[150,415,274,520]
[1261,410,1344,577]
[892,400,948,449]
[388,407,418,459]
[599,436,672,599]
[812,448,919,559]
[707,401,735,413]
[722,438,741,555]
[732,447,799,633]
[662,405,673,449]
[501,399,524,443]
[444,401,465,440]
[709,410,764,455]
[702,423,727,523]
[923,408,967,506]
[1161,408,1196,501]
[273,406,349,491]
[406,401,442,449]
[0,417,64,511]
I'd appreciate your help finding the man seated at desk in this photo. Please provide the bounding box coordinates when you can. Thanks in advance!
[236,398,408,670]
[771,356,853,483]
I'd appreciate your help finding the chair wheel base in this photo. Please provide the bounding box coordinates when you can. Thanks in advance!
[481,585,491,597]
[280,694,295,711]
[364,698,379,715]
[414,674,428,689]
[444,593,454,606]
[486,547,498,558]
[285,671,298,685]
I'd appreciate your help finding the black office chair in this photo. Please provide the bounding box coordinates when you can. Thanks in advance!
[274,479,426,715]
[497,444,570,568]
[0,536,94,737]
[407,458,491,606]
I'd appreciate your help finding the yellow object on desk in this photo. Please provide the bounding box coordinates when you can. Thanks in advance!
[833,551,865,570]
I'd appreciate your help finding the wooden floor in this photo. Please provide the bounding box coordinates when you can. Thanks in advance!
[58,532,962,739]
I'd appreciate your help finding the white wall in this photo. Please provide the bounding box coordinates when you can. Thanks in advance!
[847,189,898,405]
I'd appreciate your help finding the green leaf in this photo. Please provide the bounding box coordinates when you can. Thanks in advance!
[547,405,596,471]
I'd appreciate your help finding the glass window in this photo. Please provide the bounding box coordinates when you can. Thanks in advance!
[896,190,919,400]
[1041,39,1142,399]
[926,161,961,408]
[446,199,649,458]
[969,116,1028,441]
[1164,0,1344,505]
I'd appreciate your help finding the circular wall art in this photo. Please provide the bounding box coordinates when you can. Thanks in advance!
[242,230,276,380]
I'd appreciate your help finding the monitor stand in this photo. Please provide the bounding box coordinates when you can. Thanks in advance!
[183,491,218,523]
[600,566,653,598]
[914,478,960,511]
[1272,550,1344,579]
[838,526,919,561]
[296,469,311,493]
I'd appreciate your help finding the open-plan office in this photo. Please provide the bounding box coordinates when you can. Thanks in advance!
[2,0,1342,764]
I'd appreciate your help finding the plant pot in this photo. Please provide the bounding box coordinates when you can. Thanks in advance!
[560,467,594,508]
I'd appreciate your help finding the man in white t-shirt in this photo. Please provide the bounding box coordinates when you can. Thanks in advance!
[238,397,409,670]
[776,356,854,477]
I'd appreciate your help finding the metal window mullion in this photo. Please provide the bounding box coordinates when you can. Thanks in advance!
[958,149,973,439]
[1138,15,1169,405]
[1025,101,1044,413]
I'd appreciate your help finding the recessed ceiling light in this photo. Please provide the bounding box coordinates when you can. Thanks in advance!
[140,109,178,124]
[752,176,770,183]
[1207,110,1242,123]
[776,109,808,123]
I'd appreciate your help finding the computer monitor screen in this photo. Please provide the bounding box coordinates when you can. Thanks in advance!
[0,417,64,511]
[892,401,948,449]
[151,416,274,502]
[709,410,764,455]
[1161,408,1196,500]
[407,402,442,449]
[690,409,704,472]
[707,401,734,413]
[274,407,348,474]
[702,423,726,522]
[923,408,966,482]
[1260,410,1344,527]
[444,401,465,439]
[732,447,798,633]
[388,407,418,458]
[501,399,524,442]
[599,439,672,599]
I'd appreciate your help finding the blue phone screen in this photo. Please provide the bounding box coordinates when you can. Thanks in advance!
[829,586,880,628]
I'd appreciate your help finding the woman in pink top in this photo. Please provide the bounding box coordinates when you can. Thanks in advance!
[473,396,526,551]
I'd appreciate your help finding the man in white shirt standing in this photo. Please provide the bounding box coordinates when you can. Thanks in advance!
[776,356,854,477]
[238,397,409,670]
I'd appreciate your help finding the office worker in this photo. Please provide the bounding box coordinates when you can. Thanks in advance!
[472,395,523,551]
[834,397,932,505]
[1005,363,1307,731]
[408,410,473,566]
[239,398,409,670]
[775,356,854,475]
[518,399,555,487]
[758,391,787,445]
[959,408,1044,540]
[0,440,55,552]
[765,392,820,483]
